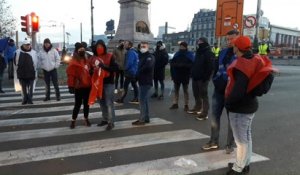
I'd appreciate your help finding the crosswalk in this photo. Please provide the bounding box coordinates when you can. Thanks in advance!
[0,86,269,174]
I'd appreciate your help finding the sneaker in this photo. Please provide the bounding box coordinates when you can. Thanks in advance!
[129,98,139,104]
[43,97,50,102]
[106,123,115,130]
[132,120,145,126]
[226,169,244,175]
[114,99,124,104]
[202,141,219,150]
[169,104,178,110]
[70,120,76,129]
[97,121,108,127]
[184,105,189,111]
[196,113,208,120]
[21,101,27,105]
[226,145,234,154]
[145,119,150,123]
[114,89,118,94]
[0,89,5,93]
[84,118,91,127]
[151,93,158,98]
[228,163,250,174]
[187,109,200,114]
[27,101,33,105]
[158,95,164,100]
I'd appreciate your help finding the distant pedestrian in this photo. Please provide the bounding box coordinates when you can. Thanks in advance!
[211,42,220,58]
[132,41,155,125]
[66,42,92,129]
[225,36,274,175]
[4,39,17,80]
[201,30,239,153]
[91,40,119,131]
[188,37,214,120]
[0,53,6,93]
[113,39,126,94]
[258,40,270,56]
[151,41,169,100]
[169,41,194,111]
[38,38,61,101]
[115,40,139,104]
[14,38,38,105]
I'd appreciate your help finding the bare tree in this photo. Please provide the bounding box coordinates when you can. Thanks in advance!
[0,0,16,38]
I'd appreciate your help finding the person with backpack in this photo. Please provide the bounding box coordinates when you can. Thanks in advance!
[225,36,275,175]
[66,42,92,129]
[14,38,38,105]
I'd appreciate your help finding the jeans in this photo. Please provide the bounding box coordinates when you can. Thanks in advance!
[115,70,124,90]
[121,76,138,101]
[99,84,115,124]
[210,89,234,146]
[229,112,255,173]
[173,82,189,105]
[153,79,164,95]
[72,88,91,120]
[139,85,151,122]
[43,69,60,99]
[19,79,34,103]
[192,80,209,115]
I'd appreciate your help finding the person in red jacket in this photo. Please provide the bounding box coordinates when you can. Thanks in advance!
[66,42,92,129]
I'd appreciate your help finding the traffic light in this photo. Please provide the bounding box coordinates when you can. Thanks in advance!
[20,15,30,35]
[31,12,39,32]
[106,19,114,31]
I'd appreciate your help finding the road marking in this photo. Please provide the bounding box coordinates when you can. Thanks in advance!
[1,86,68,91]
[0,118,172,142]
[0,108,139,127]
[0,93,73,101]
[0,88,69,95]
[68,150,269,175]
[0,98,75,108]
[0,129,207,167]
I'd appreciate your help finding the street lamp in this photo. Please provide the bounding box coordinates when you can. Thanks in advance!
[253,0,262,53]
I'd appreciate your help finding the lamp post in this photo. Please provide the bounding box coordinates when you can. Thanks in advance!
[91,0,94,44]
[253,0,262,53]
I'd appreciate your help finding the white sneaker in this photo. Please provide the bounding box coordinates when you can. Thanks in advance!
[114,89,118,94]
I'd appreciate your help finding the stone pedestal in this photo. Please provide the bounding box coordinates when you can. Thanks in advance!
[108,0,155,49]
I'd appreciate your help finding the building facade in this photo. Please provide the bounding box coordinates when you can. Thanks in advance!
[163,31,190,53]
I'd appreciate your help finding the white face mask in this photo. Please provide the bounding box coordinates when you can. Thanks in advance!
[140,48,148,53]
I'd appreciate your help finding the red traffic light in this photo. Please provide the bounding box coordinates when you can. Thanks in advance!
[31,13,39,32]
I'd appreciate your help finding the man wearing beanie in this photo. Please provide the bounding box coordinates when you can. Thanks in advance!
[38,38,61,101]
[225,36,274,175]
[188,37,214,121]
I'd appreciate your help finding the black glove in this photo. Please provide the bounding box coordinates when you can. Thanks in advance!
[68,87,75,94]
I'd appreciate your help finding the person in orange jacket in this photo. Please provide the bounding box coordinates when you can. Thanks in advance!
[90,40,119,131]
[66,42,92,129]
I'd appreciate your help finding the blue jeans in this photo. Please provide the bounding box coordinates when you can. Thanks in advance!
[99,84,115,124]
[229,112,255,172]
[210,89,234,146]
[139,85,151,122]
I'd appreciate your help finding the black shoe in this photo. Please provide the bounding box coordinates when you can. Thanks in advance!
[70,120,76,129]
[228,163,250,174]
[169,104,178,110]
[226,169,244,175]
[145,119,150,123]
[132,120,145,126]
[151,93,158,98]
[27,101,33,104]
[226,145,234,154]
[84,118,91,127]
[158,95,164,100]
[184,105,189,111]
[114,99,124,104]
[43,97,50,102]
[106,123,114,130]
[196,113,208,121]
[202,141,219,150]
[56,97,61,101]
[97,121,108,127]
[0,89,5,93]
[129,98,139,104]
[21,101,27,105]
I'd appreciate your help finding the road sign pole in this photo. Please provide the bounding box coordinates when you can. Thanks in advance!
[254,0,261,53]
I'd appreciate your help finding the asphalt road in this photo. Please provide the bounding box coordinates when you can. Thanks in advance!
[0,65,299,175]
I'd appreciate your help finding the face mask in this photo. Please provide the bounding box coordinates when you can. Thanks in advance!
[78,51,85,57]
[140,48,148,53]
[97,47,104,55]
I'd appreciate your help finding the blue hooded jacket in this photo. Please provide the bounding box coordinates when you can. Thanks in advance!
[124,48,138,77]
[4,44,17,63]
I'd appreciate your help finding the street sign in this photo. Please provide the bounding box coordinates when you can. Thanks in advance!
[243,28,256,36]
[245,16,256,28]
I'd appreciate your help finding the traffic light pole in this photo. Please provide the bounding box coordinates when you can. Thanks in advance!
[254,0,261,53]
[91,0,94,44]
[32,32,37,50]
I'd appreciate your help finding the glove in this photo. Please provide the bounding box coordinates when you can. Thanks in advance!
[68,87,75,94]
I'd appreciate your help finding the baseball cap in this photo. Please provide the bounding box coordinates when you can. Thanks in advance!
[233,36,252,51]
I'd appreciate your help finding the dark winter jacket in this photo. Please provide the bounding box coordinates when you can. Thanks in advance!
[170,50,194,84]
[191,44,214,81]
[14,46,38,80]
[137,51,155,86]
[4,44,17,63]
[124,48,138,78]
[153,48,169,80]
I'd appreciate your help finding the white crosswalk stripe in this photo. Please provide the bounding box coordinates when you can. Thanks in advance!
[0,86,269,174]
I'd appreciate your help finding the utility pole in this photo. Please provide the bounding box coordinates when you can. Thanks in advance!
[63,23,66,49]
[91,0,94,44]
[254,0,261,53]
[80,22,83,42]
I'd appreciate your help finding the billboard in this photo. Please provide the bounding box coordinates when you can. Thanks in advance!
[215,0,244,37]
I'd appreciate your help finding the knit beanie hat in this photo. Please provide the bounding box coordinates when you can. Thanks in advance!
[233,36,252,51]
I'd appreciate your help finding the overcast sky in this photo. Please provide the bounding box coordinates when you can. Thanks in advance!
[6,0,300,44]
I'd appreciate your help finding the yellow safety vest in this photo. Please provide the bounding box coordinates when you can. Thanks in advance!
[259,44,268,55]
[212,47,220,58]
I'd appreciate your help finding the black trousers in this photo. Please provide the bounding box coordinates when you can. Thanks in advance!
[72,88,91,120]
[8,60,14,79]
[153,79,164,95]
[120,76,138,101]
[115,70,124,89]
[43,69,60,99]
[192,80,210,115]
[19,79,34,103]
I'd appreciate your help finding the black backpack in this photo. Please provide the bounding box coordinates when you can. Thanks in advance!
[251,72,274,97]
